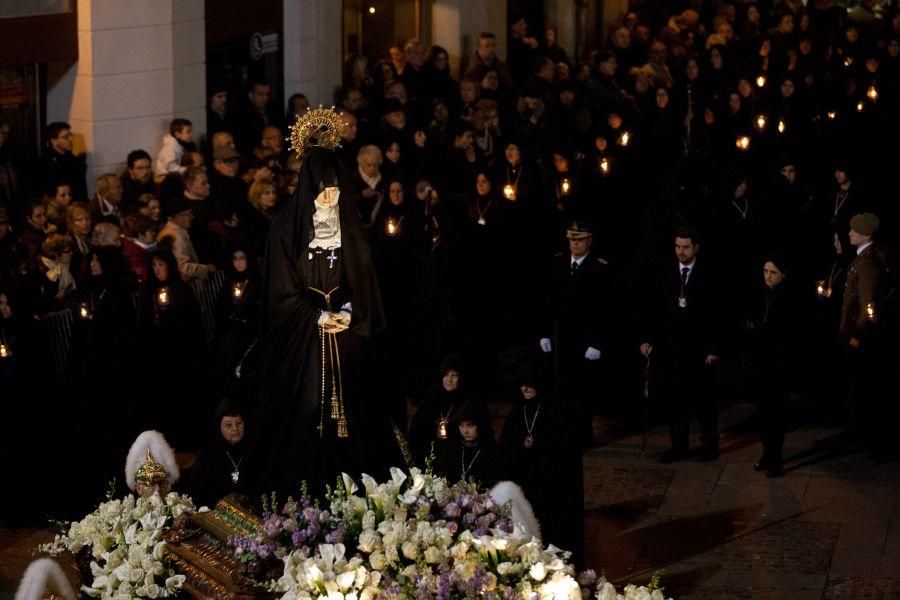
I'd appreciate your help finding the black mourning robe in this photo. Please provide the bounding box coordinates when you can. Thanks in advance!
[242,147,389,498]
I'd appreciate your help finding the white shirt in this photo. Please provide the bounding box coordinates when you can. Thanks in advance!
[678,259,696,284]
[856,241,873,256]
[571,253,588,270]
[358,167,382,190]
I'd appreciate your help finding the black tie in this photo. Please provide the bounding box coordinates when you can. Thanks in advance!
[680,266,689,294]
[571,261,579,274]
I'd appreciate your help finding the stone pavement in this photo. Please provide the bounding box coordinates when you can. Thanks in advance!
[584,403,900,599]
[2,402,899,599]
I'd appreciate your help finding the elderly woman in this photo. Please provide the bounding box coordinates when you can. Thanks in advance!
[352,144,386,225]
[65,201,92,277]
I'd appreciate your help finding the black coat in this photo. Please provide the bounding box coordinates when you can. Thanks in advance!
[190,440,246,508]
[641,258,722,365]
[543,252,610,356]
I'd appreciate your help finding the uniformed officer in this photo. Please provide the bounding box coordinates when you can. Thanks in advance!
[839,213,892,460]
[539,221,610,449]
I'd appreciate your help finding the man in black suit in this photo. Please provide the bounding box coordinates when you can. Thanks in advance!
[540,221,609,449]
[640,227,721,463]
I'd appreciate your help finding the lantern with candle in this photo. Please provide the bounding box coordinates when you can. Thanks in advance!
[0,341,10,359]
[599,157,610,175]
[386,217,399,237]
[157,286,170,309]
[502,183,516,200]
[827,111,837,120]
[777,119,786,134]
[867,85,878,101]
[866,303,876,322]
[78,302,92,320]
[232,281,245,304]
[755,115,767,131]
[560,178,571,195]
[736,136,751,151]
[856,101,864,113]
[617,131,630,147]
[844,57,853,67]
[755,75,766,88]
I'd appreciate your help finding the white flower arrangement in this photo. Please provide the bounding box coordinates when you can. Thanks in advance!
[230,467,673,600]
[40,492,195,599]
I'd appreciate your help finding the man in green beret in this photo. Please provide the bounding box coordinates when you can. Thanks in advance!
[839,212,893,460]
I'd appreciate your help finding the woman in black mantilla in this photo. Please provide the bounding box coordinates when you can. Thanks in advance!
[499,359,583,567]
[243,109,388,497]
[408,354,468,465]
[191,399,248,507]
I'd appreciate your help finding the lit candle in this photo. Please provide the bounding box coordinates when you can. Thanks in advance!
[0,342,9,359]
[560,178,571,195]
[599,157,610,174]
[735,136,751,151]
[503,184,516,200]
[867,85,878,101]
[866,303,876,321]
[232,282,244,302]
[157,287,170,308]
[856,101,864,113]
[755,75,766,88]
[777,119,786,134]
[437,419,448,440]
[78,303,91,320]
[844,57,853,67]
[386,218,398,236]
[755,115,767,130]
[617,131,630,147]
[827,111,836,120]
[815,280,826,297]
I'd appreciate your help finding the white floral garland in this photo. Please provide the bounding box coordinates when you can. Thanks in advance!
[41,492,195,599]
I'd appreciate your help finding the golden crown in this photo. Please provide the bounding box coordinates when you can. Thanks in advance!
[288,106,344,157]
[135,449,168,484]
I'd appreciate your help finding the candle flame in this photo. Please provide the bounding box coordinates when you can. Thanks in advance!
[867,86,878,101]
[503,184,516,200]
[0,343,9,358]
[617,131,630,146]
[755,115,767,130]
[777,120,786,133]
[756,75,766,87]
[827,111,836,120]
[856,101,864,112]
[561,178,570,194]
[600,158,609,173]
[736,136,751,150]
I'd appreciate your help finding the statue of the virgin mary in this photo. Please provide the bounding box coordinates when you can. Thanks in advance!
[242,108,391,496]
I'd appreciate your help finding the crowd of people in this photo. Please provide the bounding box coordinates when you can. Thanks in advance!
[1,0,900,569]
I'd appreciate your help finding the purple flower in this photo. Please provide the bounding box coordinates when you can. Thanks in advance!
[443,503,461,518]
[446,522,458,535]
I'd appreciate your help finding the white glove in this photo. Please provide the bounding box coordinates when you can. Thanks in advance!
[338,311,352,325]
[585,347,602,361]
[540,338,552,353]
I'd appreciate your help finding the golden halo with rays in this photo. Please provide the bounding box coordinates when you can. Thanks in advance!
[287,105,344,157]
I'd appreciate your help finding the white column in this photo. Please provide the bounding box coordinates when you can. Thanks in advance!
[47,0,206,193]
[283,0,342,108]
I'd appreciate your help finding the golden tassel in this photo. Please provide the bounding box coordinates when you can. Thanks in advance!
[337,414,348,438]
[331,390,340,419]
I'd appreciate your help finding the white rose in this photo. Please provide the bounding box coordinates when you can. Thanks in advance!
[369,551,387,571]
[358,531,380,553]
[401,540,418,561]
[424,546,442,564]
[529,562,547,582]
